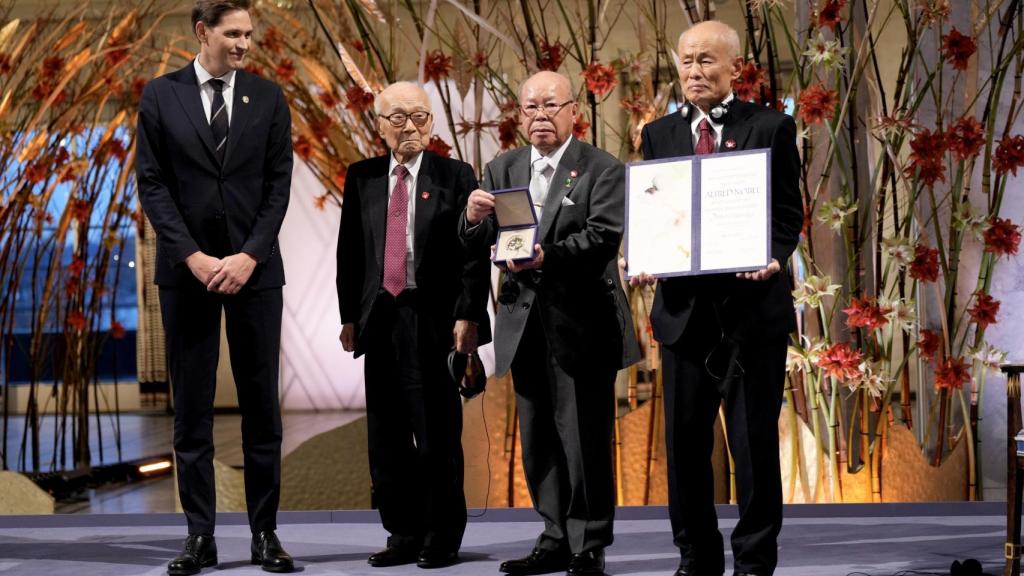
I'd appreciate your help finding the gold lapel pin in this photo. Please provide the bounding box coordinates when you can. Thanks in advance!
[242,95,250,104]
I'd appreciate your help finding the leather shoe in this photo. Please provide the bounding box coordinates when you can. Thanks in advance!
[499,547,571,575]
[250,531,294,573]
[368,544,419,567]
[568,549,606,575]
[416,548,458,569]
[167,534,217,576]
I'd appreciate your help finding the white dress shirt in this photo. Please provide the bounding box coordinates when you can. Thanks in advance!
[529,136,574,219]
[387,151,423,289]
[193,58,236,124]
[689,92,735,151]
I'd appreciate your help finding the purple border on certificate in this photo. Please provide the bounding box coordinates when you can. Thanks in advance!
[624,147,772,279]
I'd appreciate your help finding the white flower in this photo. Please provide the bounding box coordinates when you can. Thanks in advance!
[882,237,914,268]
[881,296,917,333]
[793,275,842,309]
[969,343,1008,370]
[847,362,891,399]
[817,196,857,231]
[952,202,989,241]
[803,35,848,70]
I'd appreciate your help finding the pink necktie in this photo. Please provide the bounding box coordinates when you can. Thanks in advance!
[382,164,409,296]
[695,118,715,155]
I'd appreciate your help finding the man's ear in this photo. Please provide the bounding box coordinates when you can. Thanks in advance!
[730,56,743,82]
[195,21,207,44]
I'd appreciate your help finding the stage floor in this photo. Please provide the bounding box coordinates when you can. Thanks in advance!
[0,504,1006,575]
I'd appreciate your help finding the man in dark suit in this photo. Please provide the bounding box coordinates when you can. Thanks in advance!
[136,1,294,573]
[337,81,491,570]
[628,20,803,576]
[462,71,639,576]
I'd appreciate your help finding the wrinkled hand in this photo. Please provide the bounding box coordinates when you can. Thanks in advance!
[453,320,478,354]
[186,252,224,286]
[737,258,780,281]
[466,189,495,225]
[206,253,257,294]
[339,323,355,353]
[507,245,544,272]
[622,257,658,287]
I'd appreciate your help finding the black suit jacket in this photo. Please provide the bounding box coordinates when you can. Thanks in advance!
[137,63,292,289]
[461,138,640,378]
[640,100,803,345]
[337,152,491,357]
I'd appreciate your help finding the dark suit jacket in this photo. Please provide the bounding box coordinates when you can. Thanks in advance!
[337,151,491,357]
[461,138,640,378]
[640,99,803,345]
[136,62,292,289]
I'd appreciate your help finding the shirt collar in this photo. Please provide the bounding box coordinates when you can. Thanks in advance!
[530,136,573,172]
[194,58,236,89]
[389,150,424,181]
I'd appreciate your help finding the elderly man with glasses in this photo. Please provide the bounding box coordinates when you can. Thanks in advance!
[337,81,491,569]
[460,71,639,576]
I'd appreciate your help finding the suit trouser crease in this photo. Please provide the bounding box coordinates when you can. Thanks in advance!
[161,286,283,536]
[363,294,467,551]
[510,307,615,554]
[663,312,786,574]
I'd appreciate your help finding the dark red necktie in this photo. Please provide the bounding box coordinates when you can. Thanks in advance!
[382,164,409,296]
[695,118,715,155]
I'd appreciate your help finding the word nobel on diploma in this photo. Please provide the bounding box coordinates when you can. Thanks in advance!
[624,148,771,278]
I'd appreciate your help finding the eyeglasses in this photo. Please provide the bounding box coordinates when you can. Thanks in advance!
[520,101,573,118]
[380,111,432,127]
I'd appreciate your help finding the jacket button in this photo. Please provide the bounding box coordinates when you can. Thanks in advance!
[521,302,530,309]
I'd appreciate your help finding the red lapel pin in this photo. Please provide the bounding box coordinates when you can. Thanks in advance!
[569,170,578,178]
[724,139,736,149]
[421,191,430,200]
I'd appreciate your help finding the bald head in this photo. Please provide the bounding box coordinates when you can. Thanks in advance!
[375,81,430,115]
[518,71,578,155]
[676,20,743,113]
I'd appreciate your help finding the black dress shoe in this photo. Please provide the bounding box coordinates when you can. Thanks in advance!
[499,547,571,575]
[568,549,606,575]
[167,534,217,576]
[416,548,459,569]
[250,531,294,573]
[368,544,420,567]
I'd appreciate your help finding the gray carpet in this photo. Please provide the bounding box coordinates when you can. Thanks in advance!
[0,505,1007,575]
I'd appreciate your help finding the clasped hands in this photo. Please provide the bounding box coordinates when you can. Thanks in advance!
[186,251,257,295]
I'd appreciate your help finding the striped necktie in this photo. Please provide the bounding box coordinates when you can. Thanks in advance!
[209,78,229,164]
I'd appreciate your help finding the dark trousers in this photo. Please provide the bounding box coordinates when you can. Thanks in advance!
[662,301,787,575]
[159,285,283,536]
[363,290,466,552]
[510,309,616,554]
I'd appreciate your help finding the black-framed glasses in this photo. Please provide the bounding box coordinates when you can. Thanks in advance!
[520,101,573,118]
[380,111,432,127]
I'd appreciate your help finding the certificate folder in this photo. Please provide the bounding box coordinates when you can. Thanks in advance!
[491,187,539,263]
[624,147,772,279]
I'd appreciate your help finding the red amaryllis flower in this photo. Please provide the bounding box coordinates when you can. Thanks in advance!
[573,115,590,140]
[941,27,976,71]
[105,47,129,68]
[23,162,46,184]
[345,86,374,113]
[909,243,939,282]
[96,138,128,163]
[582,62,618,97]
[310,116,332,140]
[537,39,563,72]
[917,329,941,361]
[993,135,1024,176]
[110,321,126,340]
[67,311,87,331]
[983,216,1021,257]
[68,256,85,278]
[818,0,847,31]
[797,83,837,125]
[817,342,863,382]
[968,291,1000,329]
[423,50,452,83]
[40,56,64,79]
[426,135,452,158]
[498,116,518,150]
[131,77,146,102]
[319,90,339,109]
[733,60,766,102]
[244,63,264,77]
[905,128,947,186]
[275,58,296,83]
[947,116,985,160]
[934,356,970,391]
[293,135,314,161]
[843,293,890,331]
[351,40,365,53]
[64,276,80,297]
[70,199,91,223]
[258,26,284,55]
[31,82,65,105]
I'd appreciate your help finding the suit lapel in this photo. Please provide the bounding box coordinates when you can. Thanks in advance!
[721,101,756,151]
[222,71,255,168]
[171,64,218,162]
[539,139,581,241]
[366,161,390,273]
[508,148,531,188]
[413,153,438,277]
[670,111,694,157]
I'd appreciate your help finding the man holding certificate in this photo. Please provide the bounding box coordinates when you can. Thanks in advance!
[628,21,803,576]
[461,71,638,576]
